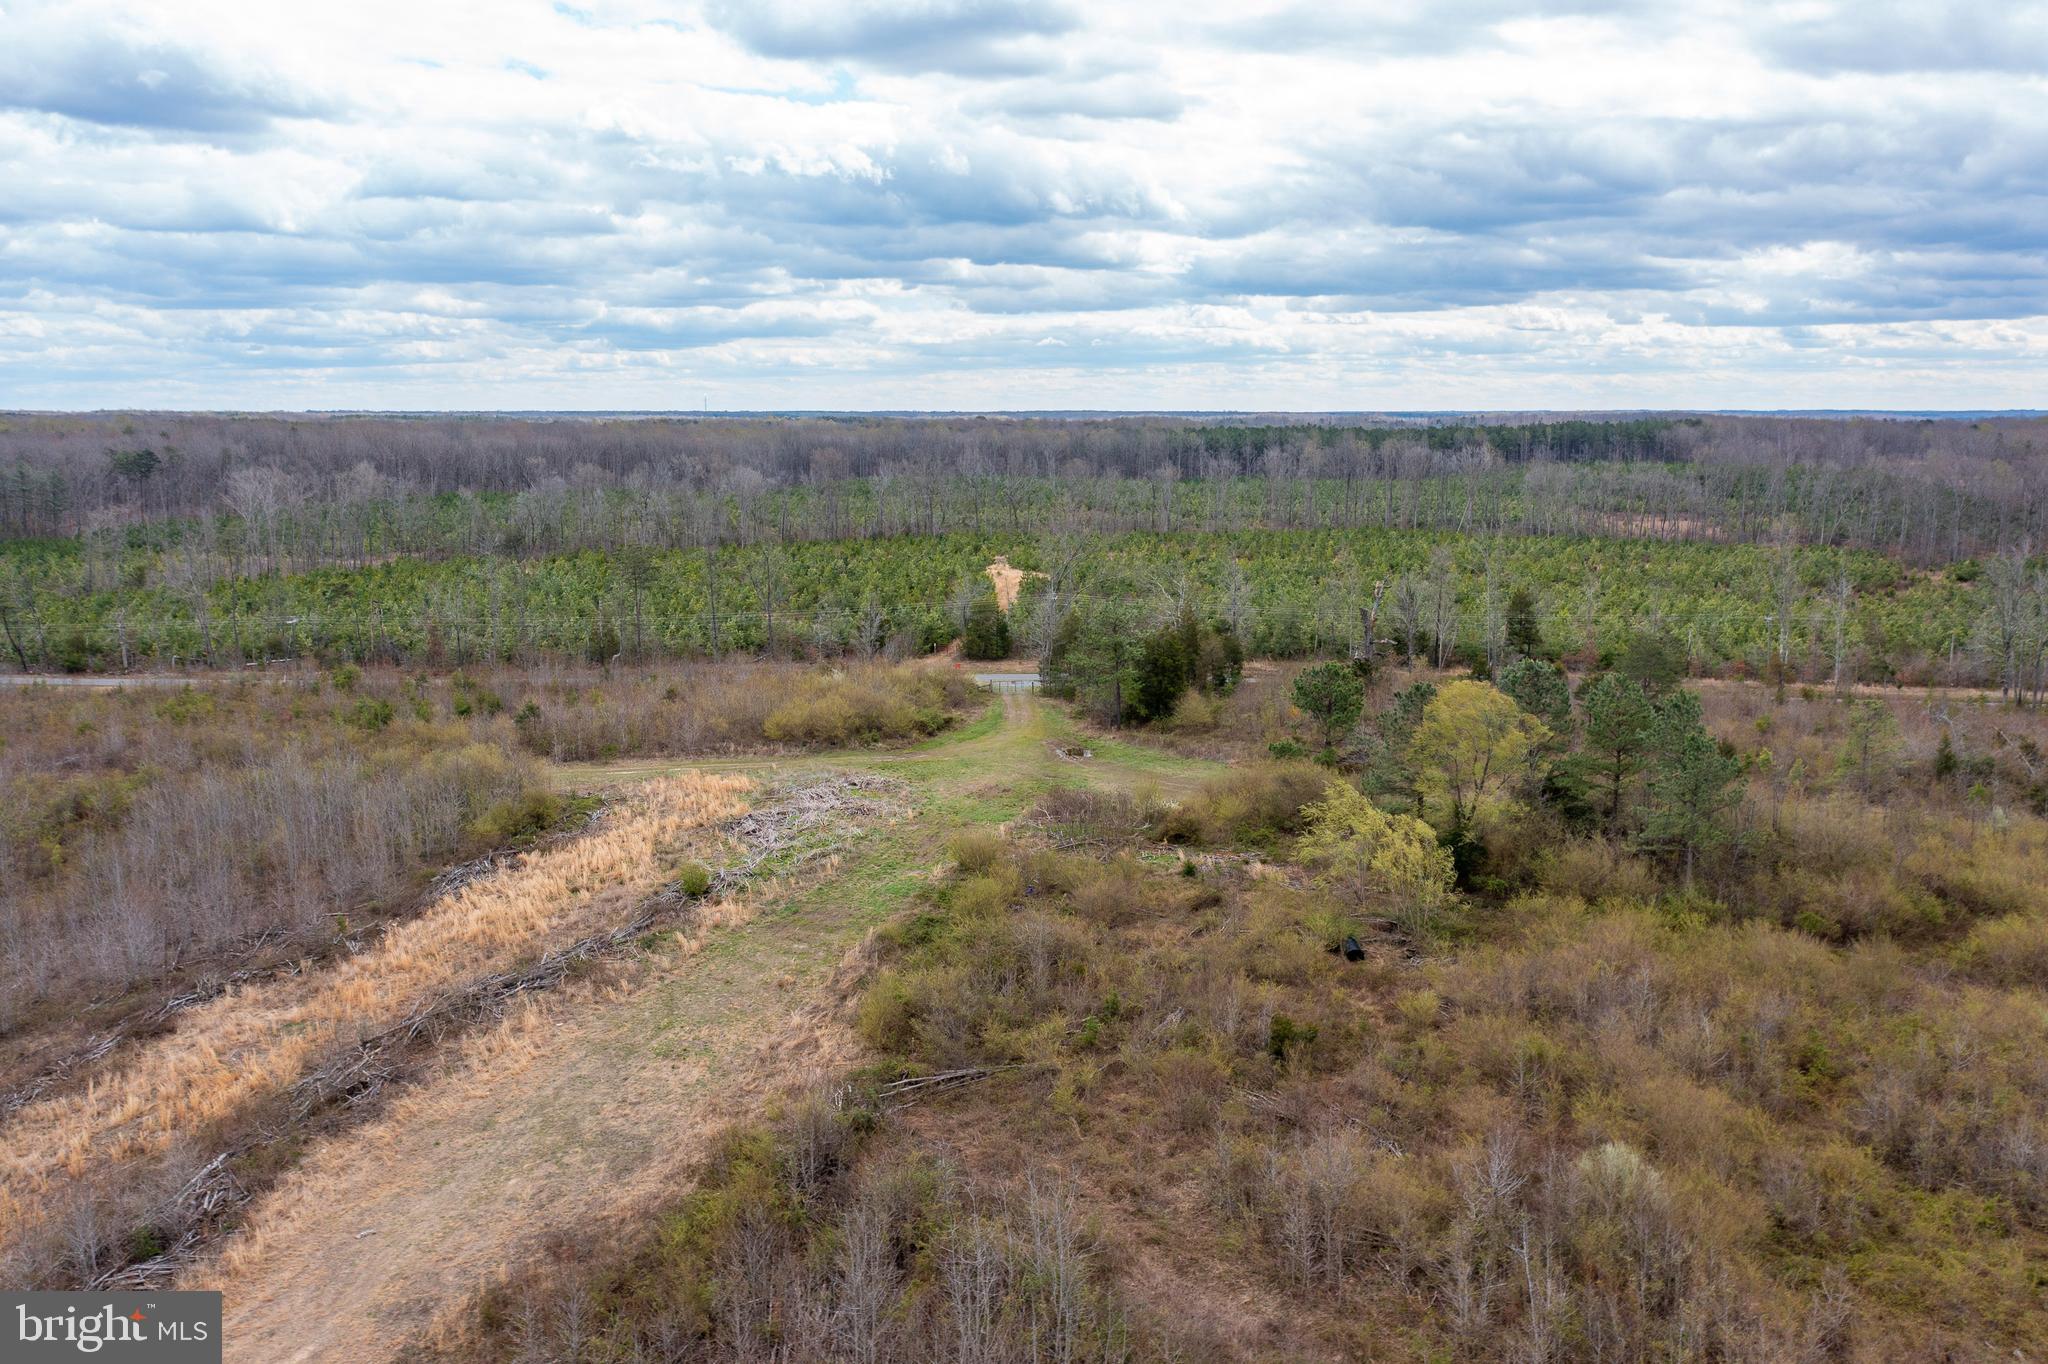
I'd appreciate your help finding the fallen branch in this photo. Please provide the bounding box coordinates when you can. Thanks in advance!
[288,887,691,1119]
[87,1149,251,1290]
[710,773,907,894]
[869,1064,1044,1108]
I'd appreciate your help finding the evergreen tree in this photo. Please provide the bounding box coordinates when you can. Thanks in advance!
[1200,626,1245,692]
[1639,689,1742,887]
[1045,601,1144,724]
[1617,630,1687,695]
[1355,681,1437,813]
[1934,729,1959,784]
[1837,698,1902,794]
[1131,625,1192,722]
[1504,586,1544,660]
[1578,672,1657,834]
[107,447,161,485]
[1497,656,1572,731]
[961,593,1011,660]
[1293,660,1366,750]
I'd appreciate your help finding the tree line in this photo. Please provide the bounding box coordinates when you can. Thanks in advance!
[3,412,2045,566]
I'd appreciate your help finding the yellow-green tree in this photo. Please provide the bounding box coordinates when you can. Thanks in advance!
[1407,679,1549,837]
[1297,781,1454,934]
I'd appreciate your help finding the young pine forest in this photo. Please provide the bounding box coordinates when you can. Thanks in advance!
[1,411,2045,1364]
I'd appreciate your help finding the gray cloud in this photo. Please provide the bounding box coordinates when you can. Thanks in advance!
[706,0,1078,75]
[1212,0,1647,55]
[2,0,2045,407]
[0,27,335,132]
[1189,231,1687,310]
[1758,2,2048,73]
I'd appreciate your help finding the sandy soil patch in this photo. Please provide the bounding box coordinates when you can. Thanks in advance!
[985,556,1043,613]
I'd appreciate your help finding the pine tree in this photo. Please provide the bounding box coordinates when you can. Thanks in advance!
[1504,586,1543,660]
[1578,672,1657,834]
[961,593,1011,660]
[1131,625,1192,722]
[1496,657,1572,731]
[1617,629,1688,695]
[1292,661,1366,750]
[1639,690,1742,887]
[1357,681,1436,813]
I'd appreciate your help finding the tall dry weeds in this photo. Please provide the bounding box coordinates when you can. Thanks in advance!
[0,771,750,1285]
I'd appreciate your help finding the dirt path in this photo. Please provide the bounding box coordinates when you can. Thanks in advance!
[560,691,1224,801]
[198,692,1220,1362]
[205,913,872,1363]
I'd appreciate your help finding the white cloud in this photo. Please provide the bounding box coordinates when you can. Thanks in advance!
[0,0,2042,408]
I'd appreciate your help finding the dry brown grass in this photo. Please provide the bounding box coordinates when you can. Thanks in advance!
[174,826,892,1362]
[193,986,574,1287]
[0,771,750,1286]
[492,660,978,761]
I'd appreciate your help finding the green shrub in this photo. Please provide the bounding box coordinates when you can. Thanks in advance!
[471,788,564,844]
[124,1225,170,1263]
[1164,689,1222,733]
[856,971,918,1053]
[1156,763,1328,847]
[341,696,395,731]
[1956,912,2048,985]
[676,860,714,897]
[1535,839,1663,905]
[155,687,216,725]
[1267,1014,1318,1060]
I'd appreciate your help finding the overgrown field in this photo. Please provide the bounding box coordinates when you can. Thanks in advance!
[0,661,977,1029]
[0,656,970,1296]
[7,602,2047,1359]
[436,675,2048,1364]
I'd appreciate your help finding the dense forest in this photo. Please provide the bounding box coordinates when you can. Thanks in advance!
[5,412,2046,561]
[2,413,2046,695]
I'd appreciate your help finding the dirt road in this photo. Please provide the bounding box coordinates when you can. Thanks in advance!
[208,926,867,1363]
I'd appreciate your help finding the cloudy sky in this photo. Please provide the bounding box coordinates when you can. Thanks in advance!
[1,0,2044,410]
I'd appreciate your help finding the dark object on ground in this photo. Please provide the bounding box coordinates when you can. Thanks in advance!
[1342,935,1366,962]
